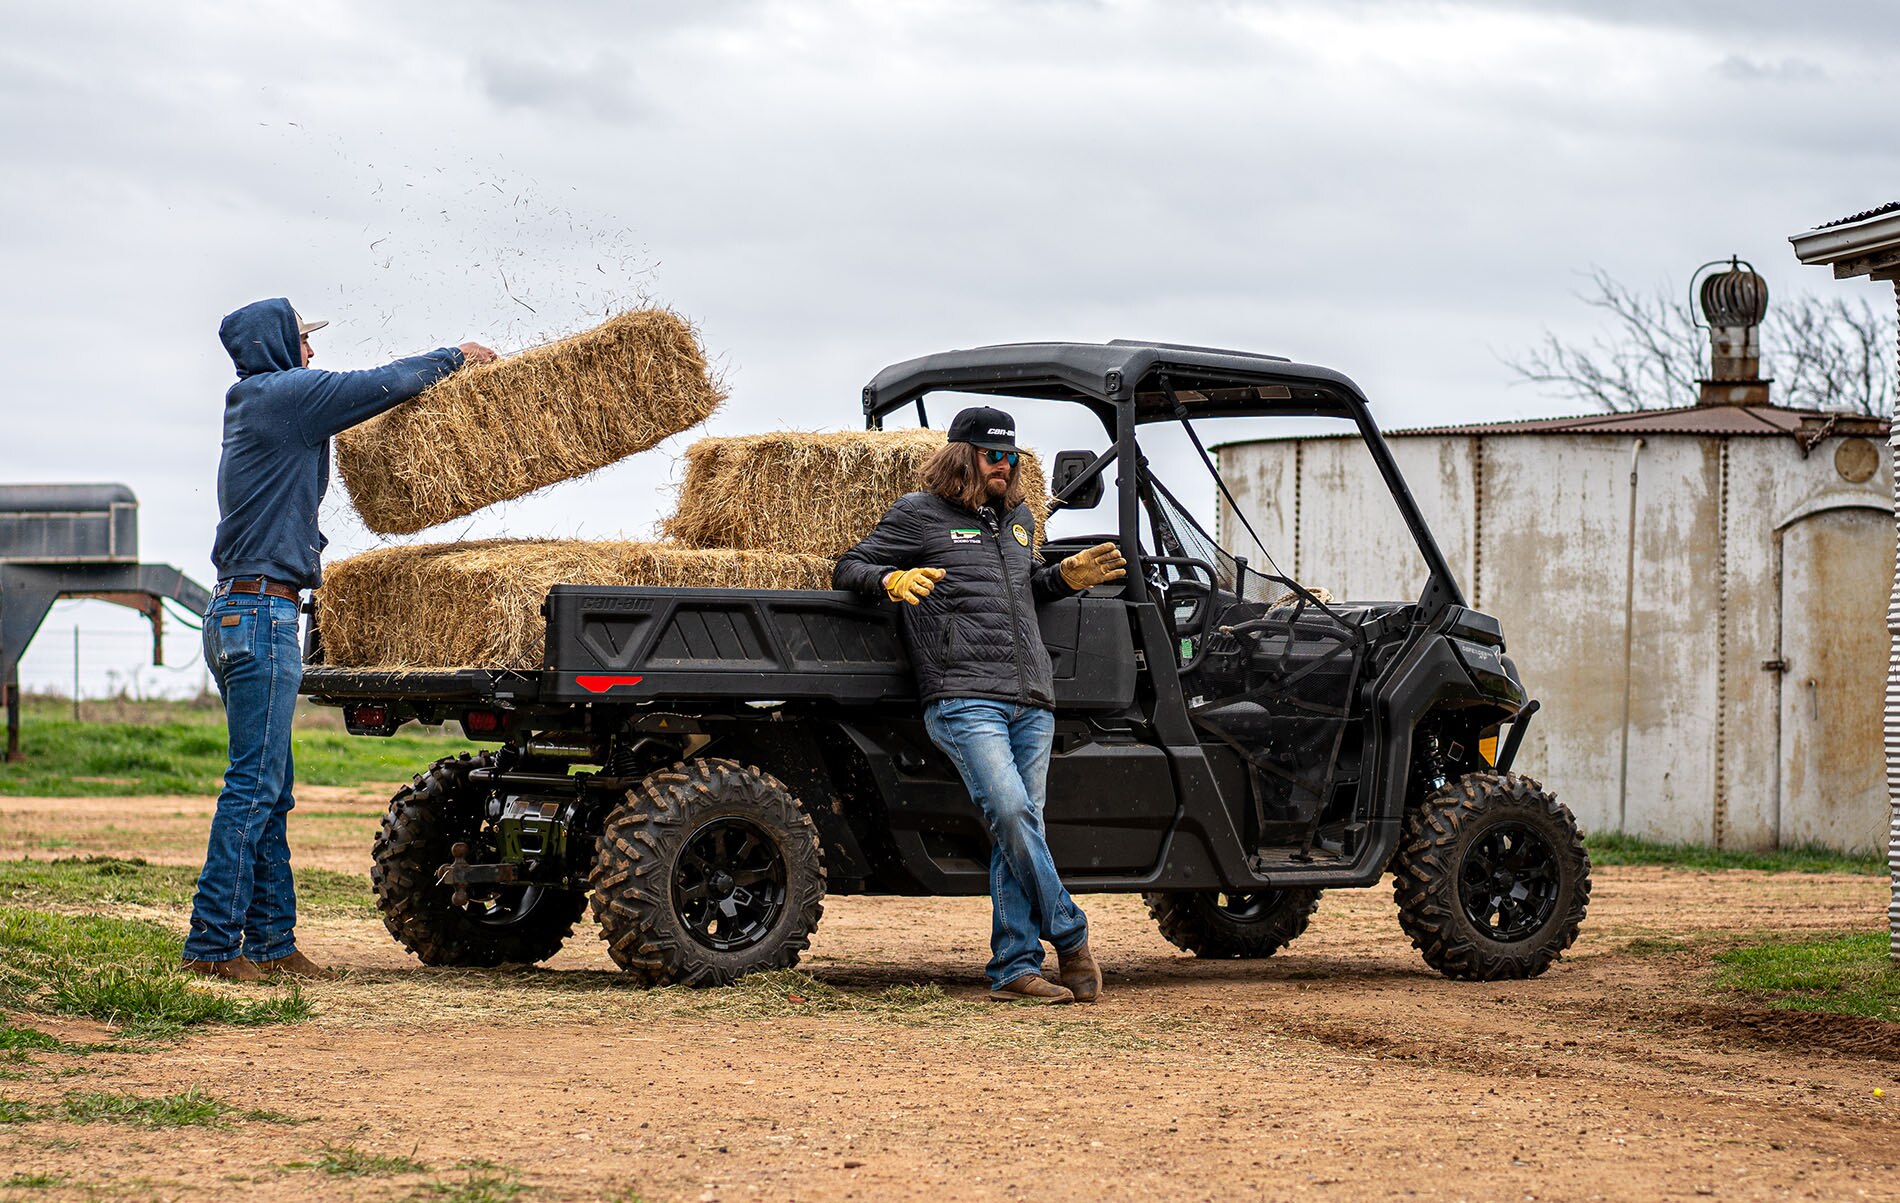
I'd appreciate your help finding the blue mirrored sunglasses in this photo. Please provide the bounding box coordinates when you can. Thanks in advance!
[983,449,1019,466]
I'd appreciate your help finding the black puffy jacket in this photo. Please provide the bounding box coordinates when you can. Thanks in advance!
[834,491,1075,708]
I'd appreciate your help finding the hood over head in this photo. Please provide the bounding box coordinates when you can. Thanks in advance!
[219,297,304,378]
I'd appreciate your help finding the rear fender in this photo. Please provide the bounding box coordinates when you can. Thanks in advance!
[700,720,879,889]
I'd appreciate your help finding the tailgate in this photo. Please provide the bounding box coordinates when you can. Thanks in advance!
[543,586,913,704]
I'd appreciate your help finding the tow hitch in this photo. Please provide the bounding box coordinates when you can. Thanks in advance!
[437,841,518,908]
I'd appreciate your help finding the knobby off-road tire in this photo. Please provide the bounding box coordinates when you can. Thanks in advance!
[590,757,826,988]
[1142,888,1323,959]
[371,752,587,967]
[1394,770,1590,981]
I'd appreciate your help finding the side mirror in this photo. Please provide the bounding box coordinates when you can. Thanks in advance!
[1050,450,1104,510]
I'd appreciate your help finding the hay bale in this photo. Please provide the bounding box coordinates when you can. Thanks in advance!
[336,309,725,535]
[662,429,1049,559]
[316,540,832,670]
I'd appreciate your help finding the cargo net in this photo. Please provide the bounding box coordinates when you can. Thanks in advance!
[1145,473,1240,592]
[1188,588,1365,858]
[1144,458,1367,856]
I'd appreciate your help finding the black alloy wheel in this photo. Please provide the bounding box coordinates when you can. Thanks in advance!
[1394,770,1590,981]
[673,817,789,953]
[1457,822,1560,942]
[1143,886,1323,959]
[1214,893,1286,923]
[371,752,587,967]
[591,757,826,987]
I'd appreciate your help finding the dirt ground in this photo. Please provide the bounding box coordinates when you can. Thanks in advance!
[2,792,1897,1202]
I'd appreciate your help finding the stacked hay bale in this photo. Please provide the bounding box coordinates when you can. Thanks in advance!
[336,309,724,535]
[663,428,1048,557]
[318,319,1054,672]
[318,540,832,670]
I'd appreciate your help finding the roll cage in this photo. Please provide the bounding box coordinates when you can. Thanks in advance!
[861,339,1465,619]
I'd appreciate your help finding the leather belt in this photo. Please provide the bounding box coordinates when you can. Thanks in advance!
[217,577,301,602]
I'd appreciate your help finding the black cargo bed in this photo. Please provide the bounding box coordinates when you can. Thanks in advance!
[302,586,1135,712]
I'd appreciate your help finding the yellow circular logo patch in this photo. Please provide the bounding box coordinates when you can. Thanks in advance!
[1011,523,1030,547]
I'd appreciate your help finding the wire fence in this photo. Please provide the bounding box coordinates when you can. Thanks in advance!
[15,599,217,705]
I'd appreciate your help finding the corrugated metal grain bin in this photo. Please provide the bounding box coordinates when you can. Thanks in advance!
[1216,404,1894,854]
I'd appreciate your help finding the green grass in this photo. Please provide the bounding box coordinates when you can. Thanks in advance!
[309,1143,430,1178]
[0,856,371,916]
[422,1171,529,1202]
[0,1088,294,1129]
[1714,931,1900,1022]
[0,704,474,797]
[1,1172,65,1188]
[0,1026,64,1053]
[1584,831,1883,875]
[0,908,309,1039]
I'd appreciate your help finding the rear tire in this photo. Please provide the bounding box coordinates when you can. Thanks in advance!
[370,752,587,968]
[590,758,826,988]
[1393,770,1590,981]
[1143,888,1322,959]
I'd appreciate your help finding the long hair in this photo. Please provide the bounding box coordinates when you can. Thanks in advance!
[917,441,1024,512]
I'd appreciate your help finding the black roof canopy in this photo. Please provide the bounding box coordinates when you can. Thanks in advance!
[861,340,1371,427]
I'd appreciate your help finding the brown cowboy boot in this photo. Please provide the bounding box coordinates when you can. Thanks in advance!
[181,957,263,982]
[1056,938,1103,1003]
[253,950,339,981]
[988,973,1074,1004]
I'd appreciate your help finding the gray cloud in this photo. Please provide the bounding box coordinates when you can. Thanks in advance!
[474,52,646,122]
[1713,54,1828,83]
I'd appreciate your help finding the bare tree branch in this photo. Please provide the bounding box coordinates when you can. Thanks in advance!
[1503,269,1894,417]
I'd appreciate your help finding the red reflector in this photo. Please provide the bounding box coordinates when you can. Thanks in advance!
[464,710,501,733]
[575,674,645,694]
[351,706,388,728]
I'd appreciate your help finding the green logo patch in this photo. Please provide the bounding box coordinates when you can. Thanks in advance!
[949,527,981,545]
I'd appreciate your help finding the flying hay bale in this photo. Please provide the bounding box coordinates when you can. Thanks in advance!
[336,309,725,535]
[662,428,1049,559]
[316,540,832,670]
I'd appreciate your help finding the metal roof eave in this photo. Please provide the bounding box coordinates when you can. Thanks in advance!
[1790,208,1900,266]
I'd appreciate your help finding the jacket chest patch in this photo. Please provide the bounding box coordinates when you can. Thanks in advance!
[948,527,981,545]
[1011,523,1029,547]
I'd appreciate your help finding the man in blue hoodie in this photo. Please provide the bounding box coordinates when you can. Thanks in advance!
[184,297,496,980]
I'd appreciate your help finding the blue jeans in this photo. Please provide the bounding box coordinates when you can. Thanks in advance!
[184,592,302,963]
[923,697,1088,989]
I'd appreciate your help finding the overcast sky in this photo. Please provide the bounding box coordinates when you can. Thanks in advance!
[4,0,1895,695]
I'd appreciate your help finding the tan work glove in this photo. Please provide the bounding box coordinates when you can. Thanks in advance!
[883,567,946,605]
[1059,541,1128,590]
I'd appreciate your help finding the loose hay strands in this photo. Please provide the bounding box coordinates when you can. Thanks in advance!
[662,428,1050,559]
[315,540,833,670]
[336,309,725,535]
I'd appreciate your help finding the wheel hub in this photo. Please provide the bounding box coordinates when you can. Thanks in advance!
[1215,893,1280,923]
[673,817,787,953]
[1458,822,1561,943]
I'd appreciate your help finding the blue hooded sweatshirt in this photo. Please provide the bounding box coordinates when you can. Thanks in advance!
[211,298,465,589]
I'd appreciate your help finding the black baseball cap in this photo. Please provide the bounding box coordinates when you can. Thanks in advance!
[947,406,1018,451]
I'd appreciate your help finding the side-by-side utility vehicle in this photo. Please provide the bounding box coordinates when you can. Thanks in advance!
[301,341,1590,986]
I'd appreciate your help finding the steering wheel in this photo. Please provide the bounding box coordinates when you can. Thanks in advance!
[1142,556,1219,672]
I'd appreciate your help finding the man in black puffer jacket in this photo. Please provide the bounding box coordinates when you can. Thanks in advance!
[835,407,1126,1002]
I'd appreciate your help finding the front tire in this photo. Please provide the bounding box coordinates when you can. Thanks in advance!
[590,758,826,988]
[1393,771,1590,981]
[1142,888,1322,959]
[370,752,587,967]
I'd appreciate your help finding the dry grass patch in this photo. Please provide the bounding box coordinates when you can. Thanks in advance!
[315,540,832,669]
[336,309,724,534]
[663,428,1049,558]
